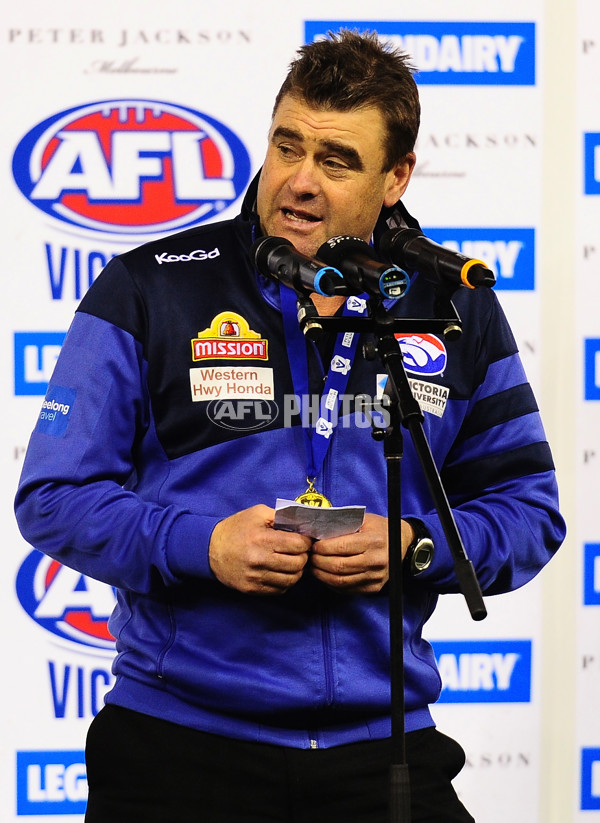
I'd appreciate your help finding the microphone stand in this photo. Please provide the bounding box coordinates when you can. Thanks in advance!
[295,288,487,823]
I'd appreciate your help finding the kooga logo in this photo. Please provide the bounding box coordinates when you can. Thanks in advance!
[305,21,535,85]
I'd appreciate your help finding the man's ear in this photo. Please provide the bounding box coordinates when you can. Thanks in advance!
[383,152,416,207]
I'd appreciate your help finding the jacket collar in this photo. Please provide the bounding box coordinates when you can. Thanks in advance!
[239,169,422,248]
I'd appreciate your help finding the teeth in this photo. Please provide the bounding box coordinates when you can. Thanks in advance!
[285,209,317,223]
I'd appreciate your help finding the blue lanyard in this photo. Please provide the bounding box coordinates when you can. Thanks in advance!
[280,283,368,486]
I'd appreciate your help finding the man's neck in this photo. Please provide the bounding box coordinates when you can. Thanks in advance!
[310,294,346,316]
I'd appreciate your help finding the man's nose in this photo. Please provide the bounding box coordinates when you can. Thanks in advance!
[287,158,321,197]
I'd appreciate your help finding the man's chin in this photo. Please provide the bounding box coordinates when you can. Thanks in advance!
[262,222,325,258]
[281,232,325,260]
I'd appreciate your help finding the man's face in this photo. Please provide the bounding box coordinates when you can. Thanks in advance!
[256,95,415,258]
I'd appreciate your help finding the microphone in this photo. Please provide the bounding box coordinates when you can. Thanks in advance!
[250,236,345,297]
[316,235,411,299]
[379,228,496,289]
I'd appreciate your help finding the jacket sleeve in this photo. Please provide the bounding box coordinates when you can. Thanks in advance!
[14,263,221,595]
[406,290,566,596]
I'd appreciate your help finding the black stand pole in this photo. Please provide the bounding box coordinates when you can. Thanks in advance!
[383,399,411,823]
[374,310,486,822]
[374,313,488,623]
[295,293,487,822]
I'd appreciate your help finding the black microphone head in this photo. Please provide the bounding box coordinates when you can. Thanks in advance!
[249,235,345,297]
[465,264,496,289]
[380,227,496,289]
[318,234,410,300]
[316,235,373,267]
[378,228,423,268]
[249,235,293,274]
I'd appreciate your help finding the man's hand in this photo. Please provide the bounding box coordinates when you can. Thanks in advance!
[209,505,312,595]
[310,513,416,594]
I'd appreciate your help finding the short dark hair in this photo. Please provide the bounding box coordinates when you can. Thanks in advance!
[273,29,420,171]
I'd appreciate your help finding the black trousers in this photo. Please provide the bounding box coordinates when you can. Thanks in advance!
[85,705,475,823]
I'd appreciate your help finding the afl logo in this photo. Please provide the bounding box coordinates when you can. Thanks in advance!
[16,550,117,653]
[12,99,252,235]
[395,333,447,376]
[207,399,279,430]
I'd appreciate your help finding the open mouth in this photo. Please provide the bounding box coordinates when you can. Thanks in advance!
[282,208,321,224]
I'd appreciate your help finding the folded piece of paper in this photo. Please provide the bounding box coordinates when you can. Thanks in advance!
[273,499,366,540]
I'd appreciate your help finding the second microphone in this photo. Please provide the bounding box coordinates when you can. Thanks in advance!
[316,235,411,300]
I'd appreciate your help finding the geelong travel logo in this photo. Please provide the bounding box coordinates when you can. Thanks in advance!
[305,21,536,85]
[12,99,252,235]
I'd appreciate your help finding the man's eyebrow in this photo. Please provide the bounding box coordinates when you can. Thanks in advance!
[271,125,303,143]
[320,139,363,171]
[271,126,364,171]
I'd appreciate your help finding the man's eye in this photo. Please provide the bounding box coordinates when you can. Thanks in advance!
[278,144,298,158]
[324,158,349,171]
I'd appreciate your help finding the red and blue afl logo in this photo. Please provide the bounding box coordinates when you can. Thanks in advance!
[395,333,447,376]
[12,99,252,235]
[16,550,116,652]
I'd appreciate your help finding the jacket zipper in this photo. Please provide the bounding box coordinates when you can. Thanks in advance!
[308,599,334,751]
[321,602,334,707]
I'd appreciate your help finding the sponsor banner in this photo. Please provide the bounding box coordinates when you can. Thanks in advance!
[584,338,600,400]
[305,21,536,85]
[584,132,600,195]
[14,332,66,396]
[432,640,532,703]
[423,228,535,291]
[16,550,116,652]
[581,748,600,811]
[12,99,252,236]
[580,27,600,823]
[584,544,600,606]
[16,750,87,816]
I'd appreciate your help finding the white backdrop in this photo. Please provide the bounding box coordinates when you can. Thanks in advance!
[0,1,591,820]
[576,0,600,817]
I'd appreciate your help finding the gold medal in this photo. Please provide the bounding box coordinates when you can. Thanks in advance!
[295,478,332,508]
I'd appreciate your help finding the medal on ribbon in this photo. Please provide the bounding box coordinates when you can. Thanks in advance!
[295,478,332,508]
[280,285,368,506]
